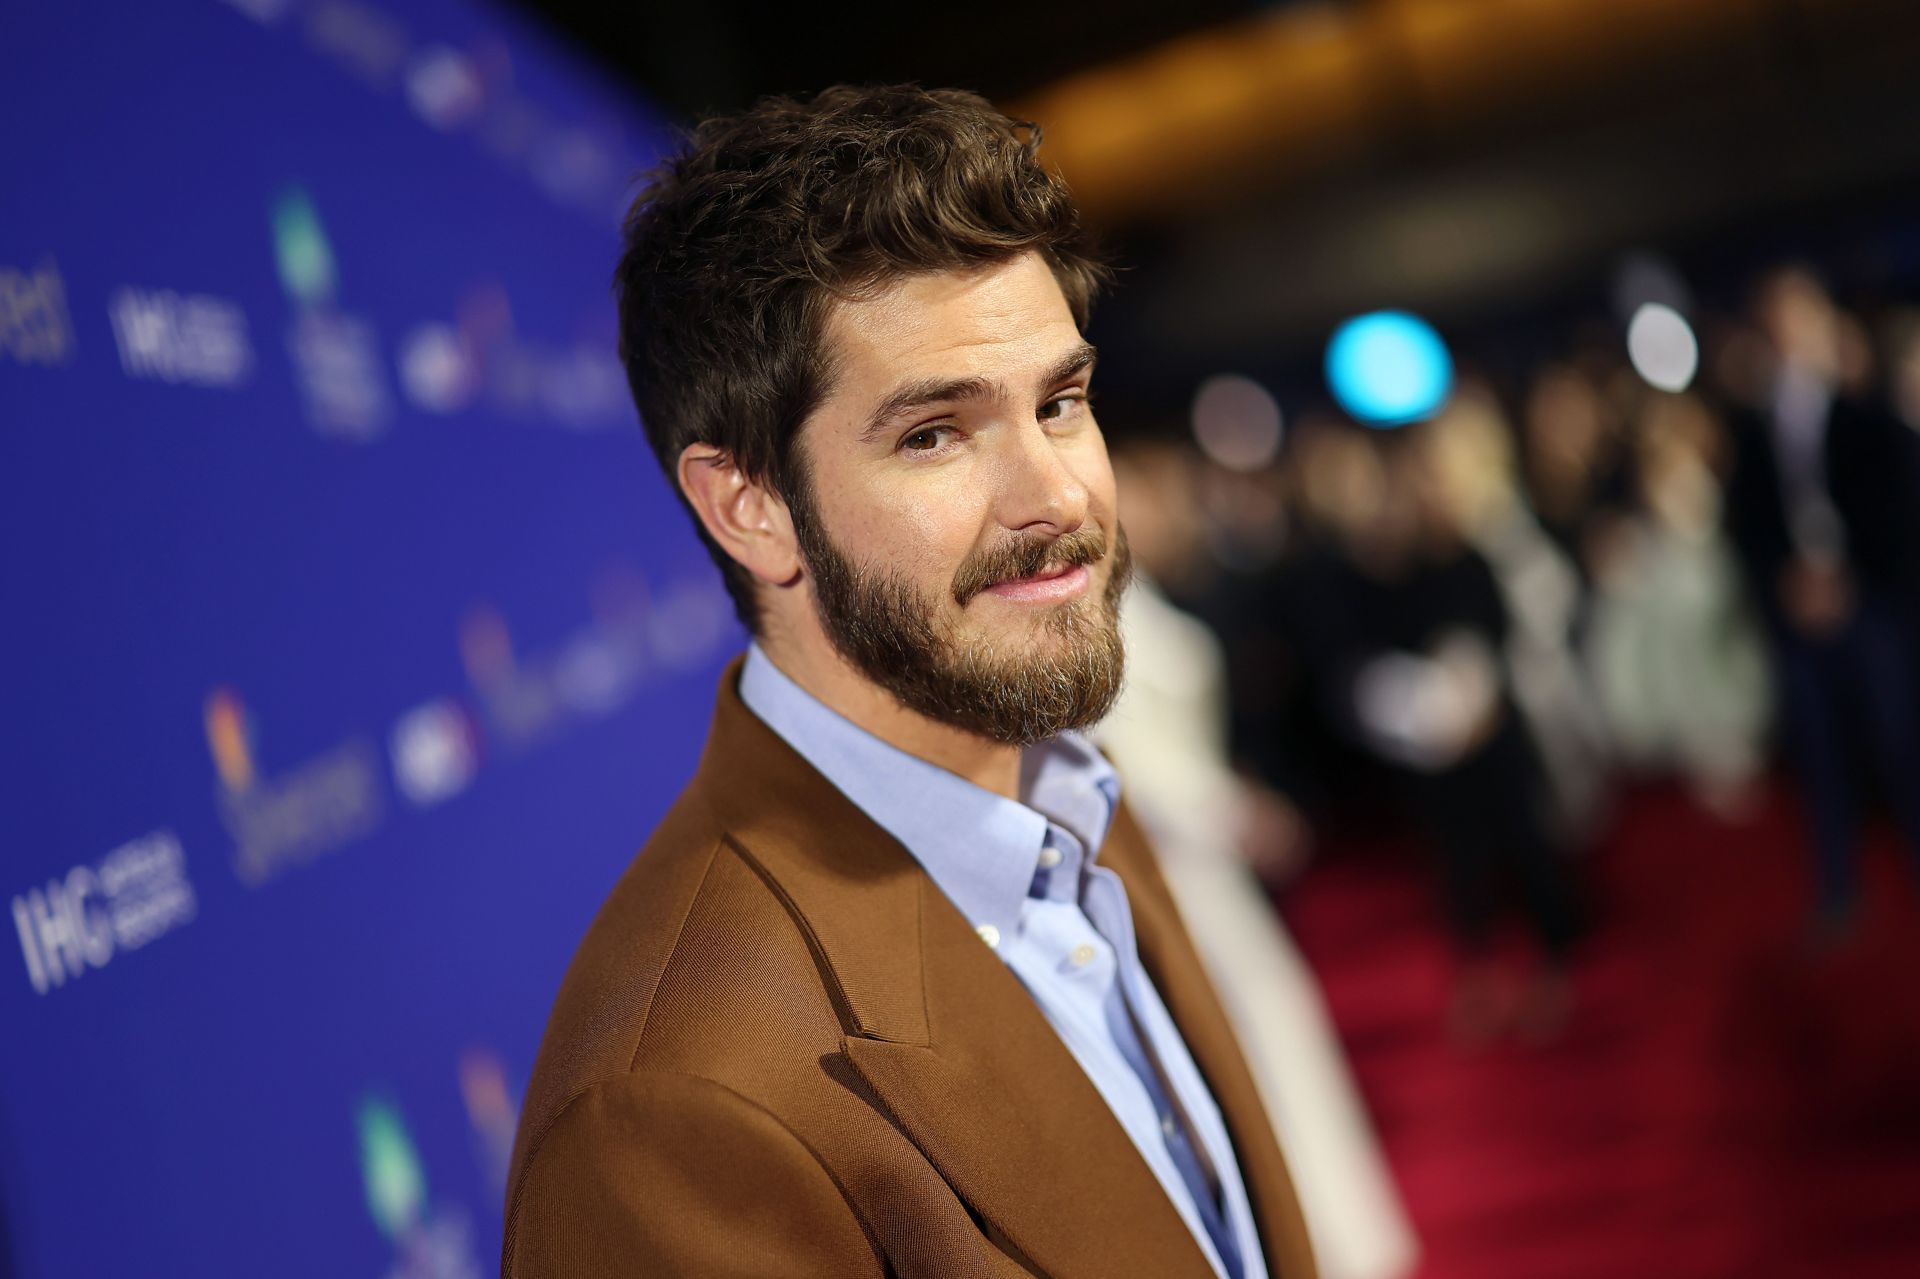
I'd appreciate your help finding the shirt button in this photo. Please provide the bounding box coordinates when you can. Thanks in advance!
[1037,846,1063,870]
[1070,942,1096,968]
[976,923,1001,950]
[1160,1113,1178,1138]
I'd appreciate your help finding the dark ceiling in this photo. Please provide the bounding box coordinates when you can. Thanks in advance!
[514,0,1257,123]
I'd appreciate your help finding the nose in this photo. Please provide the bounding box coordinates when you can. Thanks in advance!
[992,423,1090,537]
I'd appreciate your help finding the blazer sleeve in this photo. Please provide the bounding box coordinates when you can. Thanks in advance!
[504,1070,883,1278]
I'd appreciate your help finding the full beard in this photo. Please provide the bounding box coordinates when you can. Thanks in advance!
[790,498,1132,748]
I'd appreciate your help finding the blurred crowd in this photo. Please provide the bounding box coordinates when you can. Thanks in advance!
[1109,264,1920,1043]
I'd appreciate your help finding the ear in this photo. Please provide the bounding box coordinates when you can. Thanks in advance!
[676,443,802,590]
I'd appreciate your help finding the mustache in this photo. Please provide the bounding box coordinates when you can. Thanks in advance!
[951,527,1109,607]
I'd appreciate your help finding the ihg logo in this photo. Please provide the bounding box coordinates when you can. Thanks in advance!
[0,256,75,366]
[12,831,198,995]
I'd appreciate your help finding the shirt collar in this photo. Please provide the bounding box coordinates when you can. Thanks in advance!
[737,643,1121,942]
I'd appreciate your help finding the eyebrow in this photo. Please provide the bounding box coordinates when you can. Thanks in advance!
[857,342,1099,444]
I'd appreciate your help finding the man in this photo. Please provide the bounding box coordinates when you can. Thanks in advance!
[503,84,1317,1278]
[1723,266,1920,938]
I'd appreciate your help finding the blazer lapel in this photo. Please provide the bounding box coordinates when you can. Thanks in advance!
[843,871,1218,1279]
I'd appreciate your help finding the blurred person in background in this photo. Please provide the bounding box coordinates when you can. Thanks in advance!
[1158,420,1341,820]
[1520,362,1632,593]
[1586,390,1772,812]
[1102,437,1419,1279]
[1419,380,1610,844]
[1723,265,1920,940]
[1884,308,1920,434]
[1290,425,1585,1043]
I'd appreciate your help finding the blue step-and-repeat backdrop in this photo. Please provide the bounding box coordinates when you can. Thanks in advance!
[0,2,741,1274]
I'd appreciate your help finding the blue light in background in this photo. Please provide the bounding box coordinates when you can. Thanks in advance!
[1324,310,1454,427]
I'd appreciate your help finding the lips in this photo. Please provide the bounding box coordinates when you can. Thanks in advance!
[980,562,1092,604]
[994,561,1075,589]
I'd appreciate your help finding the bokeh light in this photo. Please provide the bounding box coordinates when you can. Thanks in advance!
[1191,373,1285,471]
[1325,310,1454,427]
[1625,302,1699,392]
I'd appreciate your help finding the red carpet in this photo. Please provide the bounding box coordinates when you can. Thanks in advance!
[1281,779,1920,1279]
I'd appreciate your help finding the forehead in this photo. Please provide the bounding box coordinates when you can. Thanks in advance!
[819,252,1082,396]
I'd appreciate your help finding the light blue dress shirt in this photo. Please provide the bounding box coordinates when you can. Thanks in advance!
[739,644,1268,1279]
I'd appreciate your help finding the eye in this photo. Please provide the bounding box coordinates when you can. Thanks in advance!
[1038,391,1092,422]
[899,424,954,453]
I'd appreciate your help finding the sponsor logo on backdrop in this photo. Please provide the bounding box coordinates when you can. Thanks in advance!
[397,281,626,429]
[405,45,485,132]
[273,186,393,440]
[225,0,644,227]
[203,566,730,883]
[306,0,408,92]
[218,0,295,25]
[389,698,482,807]
[0,256,76,366]
[458,1049,519,1202]
[287,309,392,438]
[206,686,385,887]
[395,324,477,413]
[108,287,254,387]
[11,829,198,996]
[272,185,337,306]
[457,567,735,750]
[476,92,539,168]
[527,126,616,210]
[357,1094,484,1279]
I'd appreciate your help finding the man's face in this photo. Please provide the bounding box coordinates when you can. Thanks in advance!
[785,251,1129,746]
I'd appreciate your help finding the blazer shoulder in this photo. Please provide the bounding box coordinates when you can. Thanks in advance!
[508,788,726,1183]
[504,1069,880,1279]
[508,779,857,1207]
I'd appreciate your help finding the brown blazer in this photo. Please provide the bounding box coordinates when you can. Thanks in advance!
[504,659,1318,1278]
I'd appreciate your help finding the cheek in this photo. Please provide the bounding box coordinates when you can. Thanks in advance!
[824,469,992,583]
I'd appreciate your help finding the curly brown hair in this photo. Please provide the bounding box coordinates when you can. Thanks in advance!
[613,83,1109,630]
